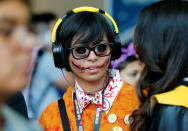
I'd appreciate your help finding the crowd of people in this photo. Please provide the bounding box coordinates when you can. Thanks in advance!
[0,0,188,131]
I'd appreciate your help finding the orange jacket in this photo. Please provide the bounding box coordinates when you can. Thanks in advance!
[39,82,139,131]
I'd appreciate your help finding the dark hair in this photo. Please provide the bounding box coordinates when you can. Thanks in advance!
[118,55,137,71]
[56,11,115,71]
[131,1,188,130]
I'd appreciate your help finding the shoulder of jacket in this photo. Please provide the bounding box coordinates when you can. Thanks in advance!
[154,85,188,108]
[63,85,74,100]
[150,104,188,131]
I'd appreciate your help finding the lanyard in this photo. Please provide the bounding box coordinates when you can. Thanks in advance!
[73,90,105,131]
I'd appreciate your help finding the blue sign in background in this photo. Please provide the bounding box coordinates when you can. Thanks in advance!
[111,0,158,44]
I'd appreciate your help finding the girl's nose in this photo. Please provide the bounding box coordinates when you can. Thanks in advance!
[87,50,98,61]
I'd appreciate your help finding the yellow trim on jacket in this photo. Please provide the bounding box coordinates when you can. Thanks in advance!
[154,85,188,108]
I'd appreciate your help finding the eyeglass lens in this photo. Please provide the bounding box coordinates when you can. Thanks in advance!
[72,43,111,59]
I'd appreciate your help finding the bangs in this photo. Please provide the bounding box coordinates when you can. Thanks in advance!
[72,12,113,45]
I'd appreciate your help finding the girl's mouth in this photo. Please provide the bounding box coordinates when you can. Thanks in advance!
[72,59,110,73]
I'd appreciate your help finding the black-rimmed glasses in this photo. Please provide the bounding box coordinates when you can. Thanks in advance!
[68,42,113,60]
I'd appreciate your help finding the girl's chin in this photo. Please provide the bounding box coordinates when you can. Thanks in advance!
[80,74,106,82]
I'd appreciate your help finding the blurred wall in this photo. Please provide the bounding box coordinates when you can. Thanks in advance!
[31,0,104,18]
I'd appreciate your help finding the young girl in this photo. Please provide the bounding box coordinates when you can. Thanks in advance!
[130,1,188,131]
[39,6,139,131]
[112,42,144,87]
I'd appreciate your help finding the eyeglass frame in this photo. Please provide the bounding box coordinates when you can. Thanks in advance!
[68,42,113,60]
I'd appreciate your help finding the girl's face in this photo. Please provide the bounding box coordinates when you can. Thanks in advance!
[120,61,145,87]
[69,35,111,83]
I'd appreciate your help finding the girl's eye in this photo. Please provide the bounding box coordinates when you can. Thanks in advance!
[129,72,137,77]
[75,47,87,54]
[97,44,107,52]
[0,28,14,37]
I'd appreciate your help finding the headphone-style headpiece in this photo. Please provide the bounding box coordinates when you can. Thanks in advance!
[52,6,121,70]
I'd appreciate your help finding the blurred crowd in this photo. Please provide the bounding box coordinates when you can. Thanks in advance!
[0,0,188,131]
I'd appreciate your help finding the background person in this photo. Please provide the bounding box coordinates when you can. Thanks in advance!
[130,1,188,131]
[27,12,74,119]
[0,0,41,130]
[0,0,32,119]
[111,42,144,87]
